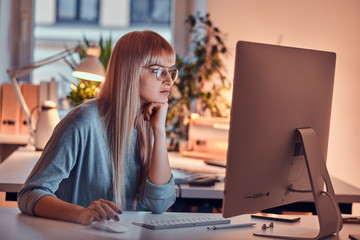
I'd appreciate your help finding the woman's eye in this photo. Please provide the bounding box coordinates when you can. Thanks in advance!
[161,70,167,77]
[150,68,159,73]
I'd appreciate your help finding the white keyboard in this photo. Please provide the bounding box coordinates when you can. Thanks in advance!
[132,216,230,230]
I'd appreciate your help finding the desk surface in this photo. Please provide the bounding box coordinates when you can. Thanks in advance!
[1,150,360,204]
[1,207,359,240]
[0,134,28,144]
[0,150,41,192]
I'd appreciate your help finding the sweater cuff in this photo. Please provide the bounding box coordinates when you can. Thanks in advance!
[17,189,55,216]
[144,174,176,199]
[139,174,176,213]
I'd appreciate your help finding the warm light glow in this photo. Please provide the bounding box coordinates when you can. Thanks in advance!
[72,71,105,82]
[191,113,200,119]
[213,123,230,130]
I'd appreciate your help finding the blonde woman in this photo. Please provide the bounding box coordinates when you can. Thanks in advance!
[18,31,178,225]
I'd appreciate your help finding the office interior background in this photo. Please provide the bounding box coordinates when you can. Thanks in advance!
[0,0,359,213]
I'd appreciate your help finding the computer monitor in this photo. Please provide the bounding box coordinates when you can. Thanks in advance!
[222,41,342,239]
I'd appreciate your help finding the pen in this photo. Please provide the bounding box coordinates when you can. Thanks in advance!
[343,217,360,224]
[207,223,256,230]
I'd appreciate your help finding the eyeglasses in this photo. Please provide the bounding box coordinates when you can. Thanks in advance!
[143,66,179,82]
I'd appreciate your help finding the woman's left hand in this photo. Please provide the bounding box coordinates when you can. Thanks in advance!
[142,102,168,134]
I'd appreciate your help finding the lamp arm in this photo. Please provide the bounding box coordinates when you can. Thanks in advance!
[7,46,80,80]
[6,45,80,139]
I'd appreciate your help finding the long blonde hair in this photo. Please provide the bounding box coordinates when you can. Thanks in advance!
[97,31,175,209]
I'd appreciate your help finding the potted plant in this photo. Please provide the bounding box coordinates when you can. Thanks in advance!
[166,13,231,151]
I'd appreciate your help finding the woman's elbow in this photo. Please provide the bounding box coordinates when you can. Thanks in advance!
[148,195,176,214]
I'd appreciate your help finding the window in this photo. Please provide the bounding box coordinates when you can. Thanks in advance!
[131,0,171,25]
[56,0,99,24]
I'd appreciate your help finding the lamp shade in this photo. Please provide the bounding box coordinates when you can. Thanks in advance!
[72,46,105,82]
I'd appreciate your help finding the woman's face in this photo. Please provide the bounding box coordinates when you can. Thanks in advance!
[139,53,175,105]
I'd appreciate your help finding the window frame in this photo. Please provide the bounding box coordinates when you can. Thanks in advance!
[56,0,100,24]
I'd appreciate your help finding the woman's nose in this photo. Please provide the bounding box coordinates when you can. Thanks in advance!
[162,73,173,86]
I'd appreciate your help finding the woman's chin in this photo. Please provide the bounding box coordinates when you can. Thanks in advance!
[141,97,168,105]
[155,96,169,103]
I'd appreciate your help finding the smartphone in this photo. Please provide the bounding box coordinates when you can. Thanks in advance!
[251,213,301,223]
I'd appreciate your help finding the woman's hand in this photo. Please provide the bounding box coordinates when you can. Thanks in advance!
[76,199,122,225]
[142,102,168,134]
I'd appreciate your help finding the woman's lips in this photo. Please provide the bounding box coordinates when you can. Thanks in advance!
[160,89,170,95]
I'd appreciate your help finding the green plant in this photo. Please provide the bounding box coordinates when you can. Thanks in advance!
[67,80,100,107]
[166,13,231,151]
[61,36,113,107]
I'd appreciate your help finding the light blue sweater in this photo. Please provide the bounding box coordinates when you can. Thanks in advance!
[17,100,176,215]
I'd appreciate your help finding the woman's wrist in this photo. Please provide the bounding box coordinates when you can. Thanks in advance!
[74,206,86,224]
[152,127,166,137]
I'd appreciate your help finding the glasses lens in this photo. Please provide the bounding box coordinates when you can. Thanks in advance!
[169,69,178,81]
[156,67,163,80]
[153,67,178,82]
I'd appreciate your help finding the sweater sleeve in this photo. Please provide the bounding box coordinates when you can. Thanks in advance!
[17,117,80,216]
[138,174,176,214]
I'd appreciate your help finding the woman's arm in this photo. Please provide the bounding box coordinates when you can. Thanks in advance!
[34,196,121,225]
[143,102,172,185]
[139,102,176,213]
[18,107,121,224]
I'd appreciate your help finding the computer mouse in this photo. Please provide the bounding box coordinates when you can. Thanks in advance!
[91,221,128,233]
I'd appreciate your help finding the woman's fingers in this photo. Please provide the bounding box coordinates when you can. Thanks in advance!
[98,201,121,222]
[88,199,121,222]
[141,102,168,132]
[92,204,107,222]
[142,103,151,121]
[142,102,164,121]
[99,199,122,214]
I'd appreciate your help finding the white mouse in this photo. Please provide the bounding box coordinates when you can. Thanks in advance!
[91,221,128,233]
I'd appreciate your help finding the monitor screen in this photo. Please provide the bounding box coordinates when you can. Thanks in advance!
[222,41,336,219]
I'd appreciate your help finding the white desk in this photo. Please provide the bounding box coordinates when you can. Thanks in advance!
[0,207,359,240]
[0,150,41,192]
[1,150,360,205]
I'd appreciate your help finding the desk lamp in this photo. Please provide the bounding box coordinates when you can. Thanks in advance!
[6,45,105,149]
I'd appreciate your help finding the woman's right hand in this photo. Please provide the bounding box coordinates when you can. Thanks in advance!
[76,199,122,225]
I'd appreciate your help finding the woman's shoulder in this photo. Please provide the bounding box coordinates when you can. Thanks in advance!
[62,99,101,128]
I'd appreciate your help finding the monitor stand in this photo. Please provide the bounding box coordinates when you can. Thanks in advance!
[253,128,343,240]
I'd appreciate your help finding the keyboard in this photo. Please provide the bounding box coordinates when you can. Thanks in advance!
[132,216,230,230]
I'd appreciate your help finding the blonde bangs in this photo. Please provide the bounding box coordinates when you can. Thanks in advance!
[141,31,176,67]
[143,48,176,67]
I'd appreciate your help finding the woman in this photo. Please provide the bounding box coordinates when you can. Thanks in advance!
[17,31,178,225]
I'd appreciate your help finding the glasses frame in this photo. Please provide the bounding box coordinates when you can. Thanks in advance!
[143,65,179,83]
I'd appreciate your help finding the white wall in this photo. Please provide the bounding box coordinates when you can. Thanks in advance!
[0,0,12,85]
[34,0,56,25]
[99,0,130,28]
[208,0,360,187]
[172,0,207,57]
[0,0,34,84]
